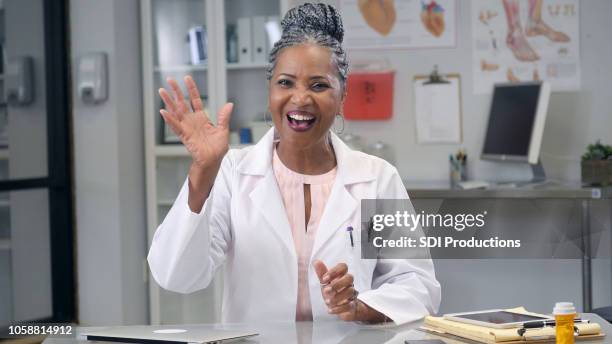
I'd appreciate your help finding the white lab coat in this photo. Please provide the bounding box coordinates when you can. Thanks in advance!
[147,128,441,325]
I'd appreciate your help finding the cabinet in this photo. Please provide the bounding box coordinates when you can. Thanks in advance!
[140,0,291,325]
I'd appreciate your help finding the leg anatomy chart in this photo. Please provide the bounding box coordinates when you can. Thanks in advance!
[472,0,580,94]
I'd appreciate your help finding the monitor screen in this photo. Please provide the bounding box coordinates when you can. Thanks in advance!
[482,83,546,161]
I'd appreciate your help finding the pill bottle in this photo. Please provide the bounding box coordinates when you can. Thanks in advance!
[553,302,576,344]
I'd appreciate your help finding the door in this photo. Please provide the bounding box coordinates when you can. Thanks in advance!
[0,0,73,326]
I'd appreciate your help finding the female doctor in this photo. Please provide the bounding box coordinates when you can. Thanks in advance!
[148,2,441,325]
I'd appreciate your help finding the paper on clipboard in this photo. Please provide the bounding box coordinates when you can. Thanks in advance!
[414,74,462,144]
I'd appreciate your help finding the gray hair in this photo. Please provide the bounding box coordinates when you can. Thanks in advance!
[265,2,349,92]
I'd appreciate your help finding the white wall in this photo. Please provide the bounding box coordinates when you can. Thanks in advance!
[292,0,612,314]
[71,0,148,325]
[289,0,612,181]
[337,0,612,183]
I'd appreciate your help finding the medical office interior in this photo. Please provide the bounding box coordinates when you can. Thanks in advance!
[0,0,611,332]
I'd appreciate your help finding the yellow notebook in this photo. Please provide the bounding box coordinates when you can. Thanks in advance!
[422,307,604,344]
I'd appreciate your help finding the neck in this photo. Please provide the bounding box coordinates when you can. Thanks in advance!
[276,134,337,175]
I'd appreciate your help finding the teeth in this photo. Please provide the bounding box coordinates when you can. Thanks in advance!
[288,113,314,121]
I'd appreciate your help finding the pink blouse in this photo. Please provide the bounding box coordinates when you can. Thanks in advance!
[272,147,337,321]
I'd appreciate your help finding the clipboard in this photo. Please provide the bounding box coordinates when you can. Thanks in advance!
[422,307,606,344]
[423,65,450,85]
[413,66,463,144]
[417,326,606,344]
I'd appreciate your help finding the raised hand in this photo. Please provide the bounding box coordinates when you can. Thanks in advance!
[159,75,234,170]
[159,75,234,213]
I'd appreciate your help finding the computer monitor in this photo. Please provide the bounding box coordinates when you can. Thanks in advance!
[481,81,551,163]
[481,81,551,182]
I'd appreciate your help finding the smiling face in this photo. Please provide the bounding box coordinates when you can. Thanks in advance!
[269,43,345,149]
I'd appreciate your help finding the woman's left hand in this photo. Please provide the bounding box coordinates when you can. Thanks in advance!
[313,260,387,322]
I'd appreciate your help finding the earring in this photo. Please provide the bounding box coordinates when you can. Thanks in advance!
[333,113,345,135]
[264,110,273,127]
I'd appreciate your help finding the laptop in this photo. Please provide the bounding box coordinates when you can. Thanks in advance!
[79,325,258,344]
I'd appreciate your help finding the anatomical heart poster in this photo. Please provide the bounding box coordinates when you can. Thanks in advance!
[472,0,580,94]
[340,0,457,49]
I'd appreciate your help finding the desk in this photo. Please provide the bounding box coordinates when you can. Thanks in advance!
[404,182,612,312]
[41,313,611,344]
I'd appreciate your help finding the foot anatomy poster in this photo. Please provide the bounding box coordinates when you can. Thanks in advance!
[340,0,457,49]
[472,0,580,94]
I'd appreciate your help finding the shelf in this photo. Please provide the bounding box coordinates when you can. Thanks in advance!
[157,199,175,207]
[155,145,189,157]
[0,239,10,251]
[155,144,252,157]
[0,148,8,159]
[154,62,267,73]
[154,65,208,73]
[226,62,268,70]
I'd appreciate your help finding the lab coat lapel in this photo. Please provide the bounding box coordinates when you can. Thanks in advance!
[311,134,374,258]
[240,128,296,259]
[311,178,357,258]
[249,169,296,259]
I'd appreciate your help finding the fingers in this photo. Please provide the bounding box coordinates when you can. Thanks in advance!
[328,283,355,306]
[322,263,348,284]
[217,103,234,130]
[328,273,354,294]
[160,109,183,137]
[159,88,177,114]
[325,274,355,306]
[159,77,188,122]
[167,78,189,115]
[184,75,205,113]
[322,272,355,305]
[318,262,362,321]
[313,260,328,283]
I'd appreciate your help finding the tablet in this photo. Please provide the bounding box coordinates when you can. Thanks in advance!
[443,309,553,329]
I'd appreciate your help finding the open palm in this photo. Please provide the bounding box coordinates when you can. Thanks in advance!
[159,76,234,169]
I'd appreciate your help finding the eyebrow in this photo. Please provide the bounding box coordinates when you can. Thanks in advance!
[278,73,329,80]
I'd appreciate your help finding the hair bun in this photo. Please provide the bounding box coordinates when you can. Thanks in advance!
[281,2,344,43]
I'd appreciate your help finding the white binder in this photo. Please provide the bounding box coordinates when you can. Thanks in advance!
[237,17,252,64]
[251,16,267,63]
[188,26,207,65]
[266,16,281,54]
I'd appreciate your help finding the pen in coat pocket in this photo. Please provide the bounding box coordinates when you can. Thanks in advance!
[347,226,354,247]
